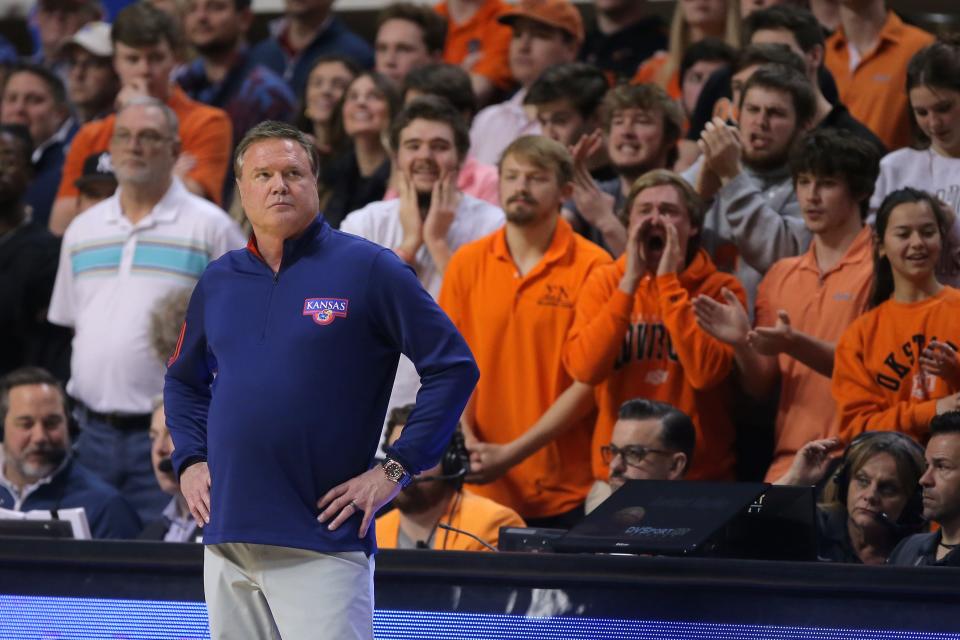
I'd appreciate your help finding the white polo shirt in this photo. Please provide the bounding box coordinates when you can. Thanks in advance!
[48,178,246,414]
[340,193,504,423]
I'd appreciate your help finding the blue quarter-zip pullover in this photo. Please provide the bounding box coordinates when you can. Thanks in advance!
[164,217,478,555]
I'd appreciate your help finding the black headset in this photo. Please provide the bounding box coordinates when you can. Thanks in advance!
[830,431,927,533]
[434,428,471,488]
[385,420,471,488]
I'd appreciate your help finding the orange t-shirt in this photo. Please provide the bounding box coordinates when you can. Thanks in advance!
[563,250,744,482]
[376,489,525,551]
[436,0,514,91]
[825,12,934,152]
[631,51,681,100]
[438,217,611,518]
[57,87,233,205]
[833,286,960,444]
[756,227,873,481]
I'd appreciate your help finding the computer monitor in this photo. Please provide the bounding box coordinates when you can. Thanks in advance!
[718,484,818,561]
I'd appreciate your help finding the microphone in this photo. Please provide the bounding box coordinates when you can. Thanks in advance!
[871,510,898,530]
[437,523,497,552]
[158,458,174,473]
[870,510,924,536]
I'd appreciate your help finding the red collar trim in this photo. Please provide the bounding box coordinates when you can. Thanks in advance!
[246,233,264,260]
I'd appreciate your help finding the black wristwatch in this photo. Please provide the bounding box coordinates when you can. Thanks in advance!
[381,457,412,488]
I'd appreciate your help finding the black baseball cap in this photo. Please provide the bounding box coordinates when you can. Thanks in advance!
[74,151,117,192]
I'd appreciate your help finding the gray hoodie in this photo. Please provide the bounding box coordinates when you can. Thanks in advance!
[684,159,811,312]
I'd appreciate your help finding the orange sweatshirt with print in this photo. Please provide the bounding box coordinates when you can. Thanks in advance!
[833,286,960,444]
[563,249,744,481]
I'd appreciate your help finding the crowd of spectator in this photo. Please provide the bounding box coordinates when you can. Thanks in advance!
[1,0,959,567]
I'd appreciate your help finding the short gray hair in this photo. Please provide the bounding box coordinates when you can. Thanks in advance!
[235,121,320,180]
[117,97,180,140]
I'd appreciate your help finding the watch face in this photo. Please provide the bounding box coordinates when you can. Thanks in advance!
[384,460,404,482]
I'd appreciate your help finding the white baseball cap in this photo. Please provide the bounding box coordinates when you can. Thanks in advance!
[60,21,112,59]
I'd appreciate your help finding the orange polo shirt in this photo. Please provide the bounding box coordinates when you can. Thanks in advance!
[825,12,934,151]
[756,227,873,481]
[438,217,611,519]
[56,87,232,205]
[376,490,525,551]
[436,0,514,91]
[563,250,745,482]
[833,286,960,444]
[631,52,681,100]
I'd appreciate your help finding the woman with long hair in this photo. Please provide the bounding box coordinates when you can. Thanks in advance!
[296,55,361,161]
[320,71,400,228]
[780,432,927,564]
[833,188,960,446]
[871,38,960,284]
[632,0,740,99]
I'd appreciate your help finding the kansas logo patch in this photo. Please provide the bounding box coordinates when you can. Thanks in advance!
[303,298,349,325]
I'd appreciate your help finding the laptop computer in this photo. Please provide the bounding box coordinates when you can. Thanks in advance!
[554,480,766,555]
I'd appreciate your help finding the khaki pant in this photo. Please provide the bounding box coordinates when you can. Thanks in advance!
[204,542,374,640]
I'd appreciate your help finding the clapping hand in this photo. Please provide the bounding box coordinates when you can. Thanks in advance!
[748,310,794,356]
[698,117,743,183]
[570,131,617,227]
[691,287,751,347]
[921,340,960,388]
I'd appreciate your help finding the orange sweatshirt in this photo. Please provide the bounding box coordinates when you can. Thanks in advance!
[563,250,745,481]
[833,286,960,443]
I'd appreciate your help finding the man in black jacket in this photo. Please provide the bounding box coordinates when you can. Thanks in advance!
[0,124,71,382]
[889,412,960,567]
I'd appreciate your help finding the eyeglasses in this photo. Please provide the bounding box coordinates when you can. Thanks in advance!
[111,130,171,148]
[600,443,675,469]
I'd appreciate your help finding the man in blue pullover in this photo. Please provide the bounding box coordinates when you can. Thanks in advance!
[164,121,479,639]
